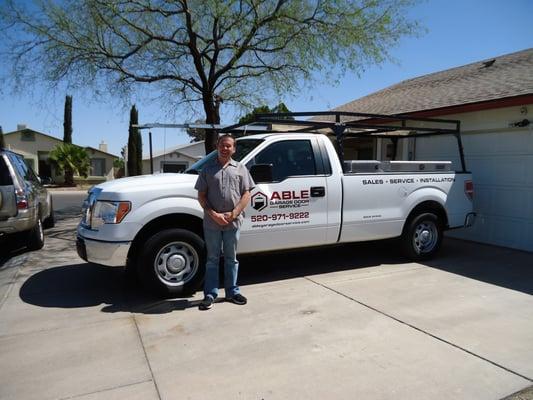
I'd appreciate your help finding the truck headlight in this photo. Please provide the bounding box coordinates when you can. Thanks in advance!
[91,201,131,229]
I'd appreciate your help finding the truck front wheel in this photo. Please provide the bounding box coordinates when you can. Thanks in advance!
[138,229,205,297]
[401,212,443,261]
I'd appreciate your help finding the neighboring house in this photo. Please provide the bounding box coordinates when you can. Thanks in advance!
[3,126,118,184]
[324,48,533,252]
[142,141,205,174]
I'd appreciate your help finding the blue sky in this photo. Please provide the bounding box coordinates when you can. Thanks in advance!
[1,0,532,156]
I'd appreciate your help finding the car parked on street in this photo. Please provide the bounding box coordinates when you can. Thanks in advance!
[0,148,54,251]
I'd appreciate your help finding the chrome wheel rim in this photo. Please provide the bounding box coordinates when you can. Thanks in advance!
[153,241,199,287]
[413,221,438,254]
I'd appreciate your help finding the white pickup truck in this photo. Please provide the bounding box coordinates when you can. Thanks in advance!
[77,116,475,297]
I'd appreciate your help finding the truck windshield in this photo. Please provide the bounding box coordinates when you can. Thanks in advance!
[185,138,263,174]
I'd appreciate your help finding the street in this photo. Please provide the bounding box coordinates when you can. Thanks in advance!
[50,190,87,216]
[0,205,532,399]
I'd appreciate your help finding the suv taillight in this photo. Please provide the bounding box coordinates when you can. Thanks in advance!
[465,180,474,201]
[15,188,28,209]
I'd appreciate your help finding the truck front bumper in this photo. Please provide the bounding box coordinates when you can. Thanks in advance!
[76,235,131,267]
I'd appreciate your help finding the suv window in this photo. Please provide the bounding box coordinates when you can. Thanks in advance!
[7,153,39,184]
[248,140,316,182]
[0,155,14,186]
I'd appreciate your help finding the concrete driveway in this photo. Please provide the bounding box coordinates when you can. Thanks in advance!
[0,213,532,400]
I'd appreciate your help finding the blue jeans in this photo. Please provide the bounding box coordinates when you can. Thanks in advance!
[203,228,241,299]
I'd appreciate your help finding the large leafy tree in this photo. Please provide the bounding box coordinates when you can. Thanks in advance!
[1,0,419,153]
[238,102,293,125]
[49,143,90,183]
[63,95,74,185]
[186,119,207,143]
[186,102,293,142]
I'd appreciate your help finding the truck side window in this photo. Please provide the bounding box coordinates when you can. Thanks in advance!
[251,140,316,182]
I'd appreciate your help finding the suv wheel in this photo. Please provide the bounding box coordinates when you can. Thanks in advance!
[43,199,55,229]
[28,213,45,250]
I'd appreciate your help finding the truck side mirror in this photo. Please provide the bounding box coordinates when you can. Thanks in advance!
[250,164,273,183]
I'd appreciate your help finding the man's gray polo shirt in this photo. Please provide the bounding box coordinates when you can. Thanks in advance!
[195,157,255,231]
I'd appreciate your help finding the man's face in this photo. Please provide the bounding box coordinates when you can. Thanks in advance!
[217,137,236,162]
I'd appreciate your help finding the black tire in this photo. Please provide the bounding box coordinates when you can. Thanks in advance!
[138,229,205,297]
[43,200,55,229]
[401,212,443,261]
[28,213,45,251]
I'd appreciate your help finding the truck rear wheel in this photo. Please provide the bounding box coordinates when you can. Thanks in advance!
[138,229,205,297]
[401,212,443,261]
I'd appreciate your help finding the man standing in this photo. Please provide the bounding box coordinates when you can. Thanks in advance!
[195,134,255,310]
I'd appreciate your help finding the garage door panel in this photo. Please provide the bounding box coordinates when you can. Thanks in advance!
[491,217,527,249]
[416,129,533,252]
[491,187,530,218]
[463,131,533,155]
[467,157,528,186]
[472,186,492,215]
[527,223,533,249]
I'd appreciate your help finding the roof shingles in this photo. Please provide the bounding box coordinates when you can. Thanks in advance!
[332,48,533,116]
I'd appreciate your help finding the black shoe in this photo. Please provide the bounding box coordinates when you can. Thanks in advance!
[227,293,247,305]
[199,296,215,310]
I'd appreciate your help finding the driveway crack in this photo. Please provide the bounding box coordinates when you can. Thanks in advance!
[132,314,163,400]
[305,276,533,383]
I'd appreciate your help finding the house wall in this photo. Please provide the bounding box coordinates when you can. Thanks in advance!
[414,104,533,252]
[4,131,61,178]
[85,147,116,181]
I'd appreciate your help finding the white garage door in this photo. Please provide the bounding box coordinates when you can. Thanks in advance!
[415,128,533,252]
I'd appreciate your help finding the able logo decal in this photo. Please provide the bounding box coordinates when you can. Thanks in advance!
[251,192,268,212]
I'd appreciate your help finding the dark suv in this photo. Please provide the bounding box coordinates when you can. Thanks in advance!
[0,149,54,251]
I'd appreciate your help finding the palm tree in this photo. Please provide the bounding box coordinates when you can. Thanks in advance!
[49,144,90,185]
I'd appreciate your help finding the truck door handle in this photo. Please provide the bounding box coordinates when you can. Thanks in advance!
[310,186,325,197]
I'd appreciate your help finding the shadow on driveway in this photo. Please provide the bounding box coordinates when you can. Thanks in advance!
[17,239,533,315]
[423,239,533,295]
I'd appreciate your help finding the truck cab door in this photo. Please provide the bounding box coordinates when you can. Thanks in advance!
[0,155,17,219]
[239,138,329,253]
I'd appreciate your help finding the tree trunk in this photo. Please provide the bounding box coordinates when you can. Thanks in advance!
[64,170,74,186]
[203,94,220,154]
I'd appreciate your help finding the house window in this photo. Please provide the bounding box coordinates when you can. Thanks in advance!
[91,158,106,176]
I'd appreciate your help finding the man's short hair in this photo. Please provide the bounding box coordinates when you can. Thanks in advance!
[217,134,236,145]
